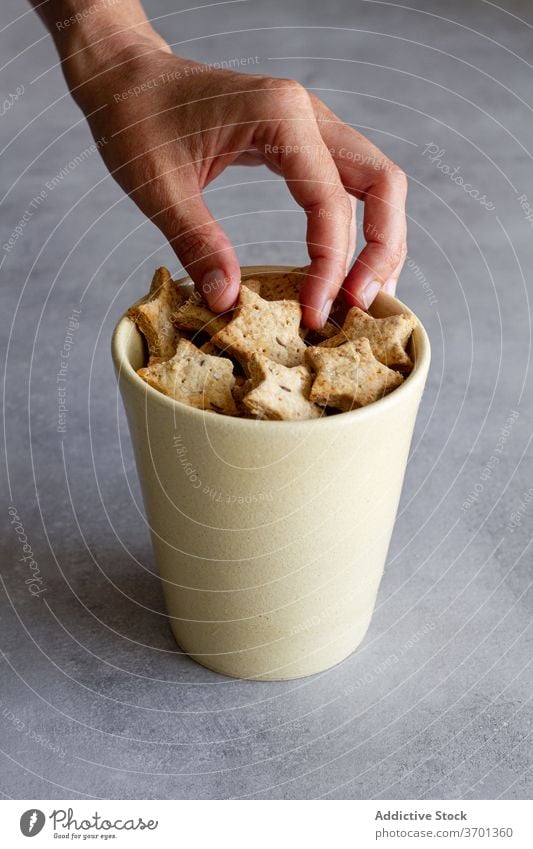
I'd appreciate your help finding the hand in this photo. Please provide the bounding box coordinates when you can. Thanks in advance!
[64,27,407,328]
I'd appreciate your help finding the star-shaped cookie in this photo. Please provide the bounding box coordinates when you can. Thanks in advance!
[128,267,186,362]
[241,266,308,301]
[240,267,347,328]
[137,338,237,415]
[232,375,252,414]
[171,289,228,336]
[171,279,262,338]
[320,306,417,370]
[211,287,307,368]
[306,338,404,411]
[242,354,323,421]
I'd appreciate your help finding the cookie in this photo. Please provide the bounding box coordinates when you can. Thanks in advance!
[320,306,417,370]
[171,278,262,337]
[305,318,341,347]
[242,354,323,421]
[211,287,306,368]
[132,267,412,418]
[137,338,237,415]
[171,289,229,336]
[306,338,404,411]
[241,266,309,301]
[198,339,221,356]
[232,375,253,414]
[128,267,185,361]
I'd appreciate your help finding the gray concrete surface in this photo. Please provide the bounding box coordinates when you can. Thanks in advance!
[1,0,532,800]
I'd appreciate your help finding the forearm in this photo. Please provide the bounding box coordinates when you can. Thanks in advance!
[28,0,168,100]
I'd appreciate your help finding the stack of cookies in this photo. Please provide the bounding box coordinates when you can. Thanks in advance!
[128,267,417,421]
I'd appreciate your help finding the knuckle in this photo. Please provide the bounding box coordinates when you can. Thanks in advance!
[384,243,406,269]
[175,224,214,265]
[388,163,408,188]
[266,76,309,103]
[337,191,353,217]
[319,190,352,222]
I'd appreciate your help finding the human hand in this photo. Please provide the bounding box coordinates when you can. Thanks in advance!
[63,25,407,328]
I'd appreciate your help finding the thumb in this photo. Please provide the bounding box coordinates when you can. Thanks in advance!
[159,185,241,311]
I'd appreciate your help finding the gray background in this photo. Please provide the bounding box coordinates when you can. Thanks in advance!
[1,0,532,800]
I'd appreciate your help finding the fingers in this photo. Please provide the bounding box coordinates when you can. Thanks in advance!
[310,95,408,309]
[346,194,357,274]
[342,172,407,309]
[382,252,406,296]
[157,182,241,311]
[256,82,352,329]
[233,150,281,172]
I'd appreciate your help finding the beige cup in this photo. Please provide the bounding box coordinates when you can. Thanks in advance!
[111,267,430,680]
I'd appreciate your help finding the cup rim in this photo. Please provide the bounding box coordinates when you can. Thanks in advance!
[111,265,431,431]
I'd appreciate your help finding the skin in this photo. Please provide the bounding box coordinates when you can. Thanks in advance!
[31,0,408,328]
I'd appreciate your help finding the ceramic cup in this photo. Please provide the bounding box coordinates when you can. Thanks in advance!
[111,267,430,680]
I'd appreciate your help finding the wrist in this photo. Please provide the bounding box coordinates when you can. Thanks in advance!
[53,3,169,105]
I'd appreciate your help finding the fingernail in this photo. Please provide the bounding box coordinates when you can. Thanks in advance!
[200,268,226,305]
[200,268,237,309]
[383,278,397,295]
[361,280,382,309]
[318,298,333,327]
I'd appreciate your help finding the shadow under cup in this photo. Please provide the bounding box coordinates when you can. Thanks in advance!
[111,268,431,681]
